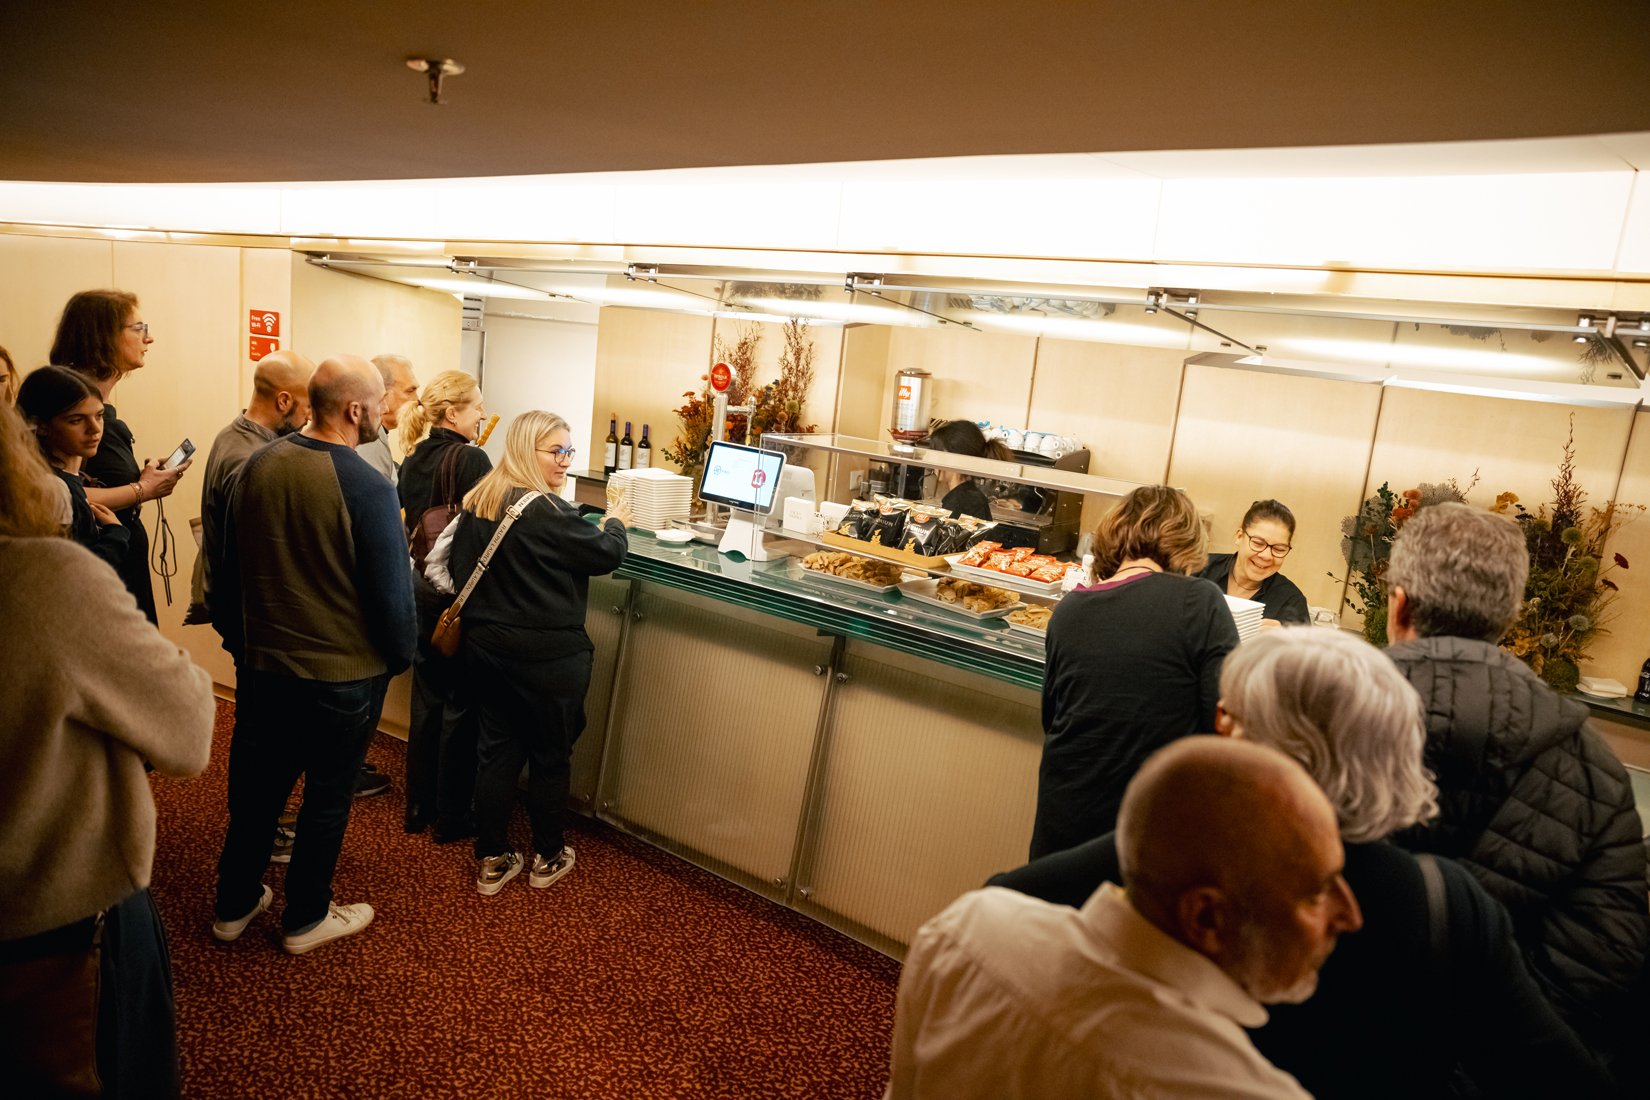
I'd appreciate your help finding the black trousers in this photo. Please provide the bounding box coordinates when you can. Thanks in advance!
[406,577,479,832]
[467,645,592,861]
[215,670,389,933]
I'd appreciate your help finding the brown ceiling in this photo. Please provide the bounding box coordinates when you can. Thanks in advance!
[6,1,1650,185]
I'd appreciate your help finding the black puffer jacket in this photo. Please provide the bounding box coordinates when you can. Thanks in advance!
[1388,635,1648,1055]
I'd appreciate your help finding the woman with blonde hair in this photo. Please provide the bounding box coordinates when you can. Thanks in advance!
[1031,484,1238,857]
[396,369,492,838]
[438,411,630,895]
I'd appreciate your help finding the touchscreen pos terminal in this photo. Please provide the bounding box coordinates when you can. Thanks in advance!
[699,440,786,560]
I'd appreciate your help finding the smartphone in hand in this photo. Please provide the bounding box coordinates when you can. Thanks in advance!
[162,438,196,469]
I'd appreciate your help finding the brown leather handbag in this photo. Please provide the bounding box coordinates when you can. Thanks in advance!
[431,490,541,658]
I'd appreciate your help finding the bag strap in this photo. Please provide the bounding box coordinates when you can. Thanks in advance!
[447,491,543,617]
[1416,853,1449,964]
[436,440,465,507]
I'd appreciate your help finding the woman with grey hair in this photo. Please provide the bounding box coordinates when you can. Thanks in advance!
[989,627,1610,1098]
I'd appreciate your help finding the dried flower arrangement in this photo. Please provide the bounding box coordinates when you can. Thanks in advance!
[659,320,817,490]
[1330,476,1476,645]
[1493,422,1643,692]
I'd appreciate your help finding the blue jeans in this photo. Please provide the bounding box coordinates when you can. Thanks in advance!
[214,671,389,934]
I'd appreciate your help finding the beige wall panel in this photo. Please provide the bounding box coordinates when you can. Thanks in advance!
[1587,410,1650,687]
[238,248,293,413]
[882,325,1037,433]
[1028,337,1188,542]
[288,258,462,463]
[837,324,891,440]
[1168,364,1382,613]
[0,234,114,371]
[591,307,715,474]
[107,241,243,680]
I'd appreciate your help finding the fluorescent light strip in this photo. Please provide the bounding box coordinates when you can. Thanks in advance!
[734,296,931,326]
[971,311,1189,348]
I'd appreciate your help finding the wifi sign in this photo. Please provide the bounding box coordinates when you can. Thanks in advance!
[248,309,282,337]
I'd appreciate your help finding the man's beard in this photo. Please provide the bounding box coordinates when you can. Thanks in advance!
[356,419,382,446]
[1230,920,1326,1006]
[274,413,304,437]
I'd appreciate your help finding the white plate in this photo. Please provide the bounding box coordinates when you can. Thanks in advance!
[945,554,1069,595]
[1004,618,1049,638]
[651,528,696,544]
[897,576,1024,621]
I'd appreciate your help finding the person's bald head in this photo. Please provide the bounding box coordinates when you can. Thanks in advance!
[307,355,386,448]
[1118,737,1361,1005]
[372,354,418,431]
[248,350,316,436]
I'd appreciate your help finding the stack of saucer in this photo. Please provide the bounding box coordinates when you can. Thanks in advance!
[1223,595,1266,642]
[608,468,694,532]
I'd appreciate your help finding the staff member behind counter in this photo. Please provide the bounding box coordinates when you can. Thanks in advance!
[922,419,1015,521]
[1196,499,1310,625]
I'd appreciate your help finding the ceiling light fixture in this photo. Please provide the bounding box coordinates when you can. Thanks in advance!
[405,58,465,105]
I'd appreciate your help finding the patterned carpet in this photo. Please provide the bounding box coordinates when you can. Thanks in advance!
[149,700,899,1099]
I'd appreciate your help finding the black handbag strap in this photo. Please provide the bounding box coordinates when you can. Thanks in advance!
[435,440,465,507]
[1417,853,1449,964]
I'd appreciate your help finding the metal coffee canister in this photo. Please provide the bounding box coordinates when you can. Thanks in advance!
[890,367,933,442]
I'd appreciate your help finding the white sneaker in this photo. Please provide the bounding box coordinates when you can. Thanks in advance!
[477,851,524,896]
[529,846,575,889]
[212,884,274,942]
[281,902,374,955]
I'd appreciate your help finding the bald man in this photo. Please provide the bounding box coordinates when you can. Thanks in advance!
[187,350,315,627]
[211,354,416,956]
[359,354,418,482]
[885,738,1361,1100]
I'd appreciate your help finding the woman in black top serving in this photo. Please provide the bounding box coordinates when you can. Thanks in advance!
[15,365,129,568]
[447,411,630,897]
[923,419,1011,521]
[1032,484,1239,858]
[51,290,191,622]
[1196,498,1310,625]
[396,369,492,838]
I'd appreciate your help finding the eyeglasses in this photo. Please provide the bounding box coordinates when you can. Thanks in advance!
[537,447,577,463]
[126,322,150,337]
[1243,530,1292,557]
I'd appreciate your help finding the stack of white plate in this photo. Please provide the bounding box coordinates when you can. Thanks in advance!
[608,468,694,532]
[1224,595,1266,642]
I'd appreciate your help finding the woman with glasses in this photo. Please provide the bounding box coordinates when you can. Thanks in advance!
[440,412,631,896]
[396,370,492,840]
[1196,498,1309,626]
[1032,484,1239,858]
[50,290,191,623]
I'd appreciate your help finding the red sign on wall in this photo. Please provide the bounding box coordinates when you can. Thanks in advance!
[249,310,281,337]
[249,336,280,361]
[710,362,732,392]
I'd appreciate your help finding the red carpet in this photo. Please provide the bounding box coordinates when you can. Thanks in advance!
[150,700,899,1099]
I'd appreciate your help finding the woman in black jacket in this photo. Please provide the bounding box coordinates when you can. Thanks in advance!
[992,628,1611,1099]
[396,370,492,838]
[16,365,130,568]
[445,411,630,896]
[51,290,191,622]
[1032,484,1238,857]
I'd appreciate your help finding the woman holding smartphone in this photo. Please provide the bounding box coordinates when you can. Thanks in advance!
[15,365,129,567]
[51,290,191,622]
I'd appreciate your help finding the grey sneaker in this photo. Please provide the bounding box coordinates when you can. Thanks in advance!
[529,847,575,889]
[212,884,273,942]
[477,851,524,896]
[281,902,374,955]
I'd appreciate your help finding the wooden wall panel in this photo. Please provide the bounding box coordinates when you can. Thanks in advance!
[0,234,114,372]
[590,307,715,474]
[1168,364,1383,613]
[882,325,1037,432]
[1581,409,1650,688]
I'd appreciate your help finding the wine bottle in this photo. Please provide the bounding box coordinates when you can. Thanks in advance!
[636,423,652,469]
[1636,656,1650,703]
[618,420,634,471]
[603,415,618,476]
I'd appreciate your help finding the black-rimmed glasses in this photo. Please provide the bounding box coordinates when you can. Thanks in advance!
[1243,530,1292,557]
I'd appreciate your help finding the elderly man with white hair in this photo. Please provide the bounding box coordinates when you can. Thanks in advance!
[988,627,1611,1098]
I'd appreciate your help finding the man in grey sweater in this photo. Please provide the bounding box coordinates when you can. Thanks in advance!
[211,355,416,955]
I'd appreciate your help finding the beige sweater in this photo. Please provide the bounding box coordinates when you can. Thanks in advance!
[0,536,216,941]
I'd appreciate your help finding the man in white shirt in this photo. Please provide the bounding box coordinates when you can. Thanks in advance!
[885,737,1362,1100]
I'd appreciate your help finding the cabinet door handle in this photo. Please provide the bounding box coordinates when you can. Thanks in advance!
[834,671,850,684]
[611,605,624,615]
[812,665,826,676]
[631,610,646,621]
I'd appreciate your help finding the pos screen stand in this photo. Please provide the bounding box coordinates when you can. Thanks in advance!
[700,440,786,561]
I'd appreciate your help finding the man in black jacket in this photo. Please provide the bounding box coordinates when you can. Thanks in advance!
[1385,501,1648,1063]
